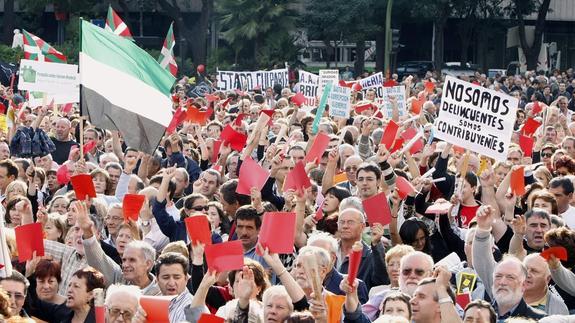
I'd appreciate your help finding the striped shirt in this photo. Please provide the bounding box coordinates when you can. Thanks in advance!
[169,289,193,322]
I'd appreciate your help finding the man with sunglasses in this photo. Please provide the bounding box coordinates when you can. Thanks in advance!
[362,251,434,321]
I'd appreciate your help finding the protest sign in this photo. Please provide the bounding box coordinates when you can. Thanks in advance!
[433,76,518,161]
[380,85,406,118]
[318,70,339,97]
[328,85,351,118]
[299,70,319,84]
[18,59,79,94]
[297,82,318,106]
[358,72,384,89]
[217,68,288,91]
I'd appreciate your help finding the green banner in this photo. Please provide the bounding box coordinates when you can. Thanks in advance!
[312,82,333,134]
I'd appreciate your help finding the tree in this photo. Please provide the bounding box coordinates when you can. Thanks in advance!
[216,0,297,68]
[156,0,213,66]
[411,0,456,72]
[506,0,551,70]
[304,0,378,73]
[452,0,503,66]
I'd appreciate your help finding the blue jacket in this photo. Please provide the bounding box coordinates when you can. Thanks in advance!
[324,268,369,304]
[153,198,222,244]
[162,151,201,184]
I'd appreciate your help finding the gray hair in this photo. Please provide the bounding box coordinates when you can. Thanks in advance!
[339,197,366,223]
[307,231,338,254]
[105,284,141,305]
[126,240,156,263]
[400,251,434,271]
[297,246,331,270]
[262,285,294,313]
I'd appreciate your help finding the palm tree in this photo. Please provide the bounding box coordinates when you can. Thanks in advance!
[216,0,297,66]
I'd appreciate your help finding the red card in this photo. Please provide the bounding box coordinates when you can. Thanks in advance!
[424,81,435,93]
[347,249,362,286]
[61,103,74,114]
[260,110,274,126]
[411,97,424,115]
[198,313,225,323]
[236,157,270,195]
[381,120,399,149]
[540,246,568,261]
[15,223,45,262]
[122,194,145,221]
[453,145,466,155]
[68,146,79,161]
[522,117,541,136]
[456,293,471,309]
[531,101,542,115]
[355,103,373,114]
[519,134,534,157]
[70,174,97,200]
[220,125,247,152]
[186,107,213,125]
[166,106,187,134]
[139,295,172,323]
[259,212,296,254]
[401,128,418,141]
[234,113,247,126]
[211,140,222,163]
[361,192,391,226]
[56,164,70,185]
[184,215,212,246]
[82,140,97,153]
[205,240,244,272]
[283,161,312,194]
[304,133,330,164]
[396,176,415,199]
[510,167,525,196]
[292,92,306,107]
[383,80,398,87]
[389,138,405,154]
[205,94,220,103]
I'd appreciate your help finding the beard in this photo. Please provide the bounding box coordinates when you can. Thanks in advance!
[494,286,522,307]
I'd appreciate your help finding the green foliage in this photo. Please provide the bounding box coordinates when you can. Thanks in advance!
[215,0,298,66]
[0,45,23,64]
[257,33,302,68]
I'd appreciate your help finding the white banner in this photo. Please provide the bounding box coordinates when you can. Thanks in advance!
[328,85,351,118]
[433,76,518,161]
[297,82,318,106]
[217,68,288,91]
[28,91,78,107]
[18,59,79,94]
[299,70,319,84]
[358,72,383,89]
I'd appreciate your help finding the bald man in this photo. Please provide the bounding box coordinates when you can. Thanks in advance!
[50,117,78,165]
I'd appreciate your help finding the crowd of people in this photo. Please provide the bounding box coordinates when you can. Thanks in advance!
[0,66,572,323]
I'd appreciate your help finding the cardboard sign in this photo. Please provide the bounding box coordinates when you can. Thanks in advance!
[433,76,518,161]
[328,85,351,118]
[139,295,172,323]
[236,156,270,195]
[217,68,288,91]
[122,194,145,221]
[15,223,45,262]
[361,192,392,226]
[297,83,318,107]
[258,212,296,253]
[205,240,244,272]
[184,215,212,246]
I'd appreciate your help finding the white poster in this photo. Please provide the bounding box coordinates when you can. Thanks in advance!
[299,70,319,84]
[217,68,289,91]
[18,59,79,94]
[27,91,78,107]
[318,70,339,97]
[328,85,351,118]
[433,76,518,161]
[381,86,406,118]
[297,82,318,106]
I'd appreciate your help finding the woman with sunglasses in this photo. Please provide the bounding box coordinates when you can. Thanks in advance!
[154,170,223,244]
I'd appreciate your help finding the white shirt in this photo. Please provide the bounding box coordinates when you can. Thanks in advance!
[560,205,575,229]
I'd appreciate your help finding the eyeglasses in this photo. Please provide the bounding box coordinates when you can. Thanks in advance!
[401,268,427,277]
[108,307,134,320]
[190,205,209,211]
[541,152,553,158]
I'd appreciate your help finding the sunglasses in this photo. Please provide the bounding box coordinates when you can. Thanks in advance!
[401,268,427,277]
[190,205,209,212]
[541,153,553,158]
